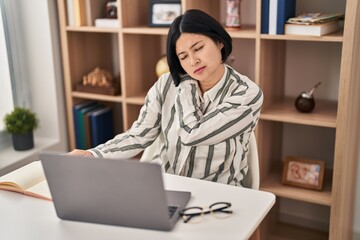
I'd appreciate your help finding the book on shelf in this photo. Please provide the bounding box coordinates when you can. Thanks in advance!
[66,0,75,26]
[287,13,345,25]
[95,18,119,28]
[73,0,86,26]
[78,102,103,149]
[84,105,105,148]
[89,106,114,147]
[73,101,96,147]
[285,20,339,36]
[268,0,296,35]
[0,161,51,201]
[261,0,270,33]
[73,102,114,149]
[67,0,107,26]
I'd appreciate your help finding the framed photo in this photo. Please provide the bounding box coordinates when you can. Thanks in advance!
[282,156,325,190]
[148,0,181,27]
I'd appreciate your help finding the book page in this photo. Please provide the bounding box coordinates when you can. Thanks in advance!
[0,161,45,191]
[26,180,52,200]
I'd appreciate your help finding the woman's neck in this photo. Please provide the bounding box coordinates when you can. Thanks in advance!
[199,64,225,94]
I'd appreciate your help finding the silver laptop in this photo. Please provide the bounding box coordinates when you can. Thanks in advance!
[40,152,191,231]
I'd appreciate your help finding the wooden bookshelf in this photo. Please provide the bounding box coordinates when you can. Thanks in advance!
[56,0,360,239]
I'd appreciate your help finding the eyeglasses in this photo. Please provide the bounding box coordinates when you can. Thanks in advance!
[179,202,233,223]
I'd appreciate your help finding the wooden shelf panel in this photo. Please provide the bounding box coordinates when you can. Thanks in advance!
[260,98,337,128]
[66,26,119,33]
[260,169,332,206]
[227,25,256,39]
[122,25,257,38]
[268,222,328,240]
[126,93,146,105]
[72,91,123,102]
[261,30,343,42]
[122,26,169,35]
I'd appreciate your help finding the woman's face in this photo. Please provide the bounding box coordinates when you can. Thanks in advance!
[176,33,224,92]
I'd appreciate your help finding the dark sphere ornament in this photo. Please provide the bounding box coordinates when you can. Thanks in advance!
[295,92,315,113]
[294,81,321,113]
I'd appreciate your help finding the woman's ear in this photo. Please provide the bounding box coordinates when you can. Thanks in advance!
[217,41,224,50]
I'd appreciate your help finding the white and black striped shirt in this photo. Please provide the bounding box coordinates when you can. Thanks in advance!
[89,65,263,186]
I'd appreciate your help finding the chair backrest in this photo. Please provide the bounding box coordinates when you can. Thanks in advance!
[140,132,260,190]
[241,132,260,190]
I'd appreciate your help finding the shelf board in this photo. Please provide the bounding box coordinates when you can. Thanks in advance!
[122,26,169,35]
[261,30,343,42]
[122,25,257,38]
[226,25,256,39]
[260,98,337,128]
[260,169,332,206]
[66,26,119,33]
[72,91,123,102]
[268,222,328,240]
[126,94,146,105]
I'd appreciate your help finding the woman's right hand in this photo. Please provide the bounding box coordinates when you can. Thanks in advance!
[68,149,94,157]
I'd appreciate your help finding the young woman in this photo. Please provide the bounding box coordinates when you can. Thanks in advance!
[70,9,263,186]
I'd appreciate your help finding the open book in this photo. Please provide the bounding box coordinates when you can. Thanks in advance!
[0,161,52,201]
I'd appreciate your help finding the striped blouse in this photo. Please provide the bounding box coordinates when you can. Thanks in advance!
[89,64,263,186]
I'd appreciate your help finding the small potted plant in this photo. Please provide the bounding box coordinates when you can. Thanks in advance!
[3,107,39,151]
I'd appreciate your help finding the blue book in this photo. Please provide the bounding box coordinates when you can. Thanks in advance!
[90,107,114,147]
[261,0,270,33]
[73,101,96,149]
[276,0,296,34]
[78,103,103,149]
[84,105,104,148]
[269,0,296,35]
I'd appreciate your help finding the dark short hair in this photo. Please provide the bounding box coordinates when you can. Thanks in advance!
[166,9,232,86]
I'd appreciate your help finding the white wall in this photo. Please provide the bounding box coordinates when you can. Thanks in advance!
[17,0,67,151]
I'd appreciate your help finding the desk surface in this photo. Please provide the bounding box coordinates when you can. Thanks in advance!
[0,173,275,240]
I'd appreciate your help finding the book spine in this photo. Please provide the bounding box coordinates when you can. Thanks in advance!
[66,0,75,26]
[79,104,101,149]
[90,107,114,147]
[276,0,296,34]
[261,0,270,34]
[72,101,96,149]
[74,0,86,26]
[268,0,278,34]
[95,19,119,28]
[285,21,339,36]
[84,110,93,148]
[84,0,92,26]
[73,106,83,148]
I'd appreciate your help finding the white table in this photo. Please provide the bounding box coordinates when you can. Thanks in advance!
[0,173,275,240]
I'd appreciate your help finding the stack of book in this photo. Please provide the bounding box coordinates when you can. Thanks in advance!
[73,101,115,149]
[284,13,344,36]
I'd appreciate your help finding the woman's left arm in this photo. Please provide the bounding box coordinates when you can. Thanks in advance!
[175,78,263,146]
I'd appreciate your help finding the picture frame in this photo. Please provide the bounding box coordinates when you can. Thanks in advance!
[148,0,181,27]
[282,156,325,191]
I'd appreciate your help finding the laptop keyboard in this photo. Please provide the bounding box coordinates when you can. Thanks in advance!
[168,206,178,218]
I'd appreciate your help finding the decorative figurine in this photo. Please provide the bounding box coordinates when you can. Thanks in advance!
[295,81,321,113]
[106,0,117,19]
[82,67,113,87]
[77,67,120,95]
[225,0,241,30]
